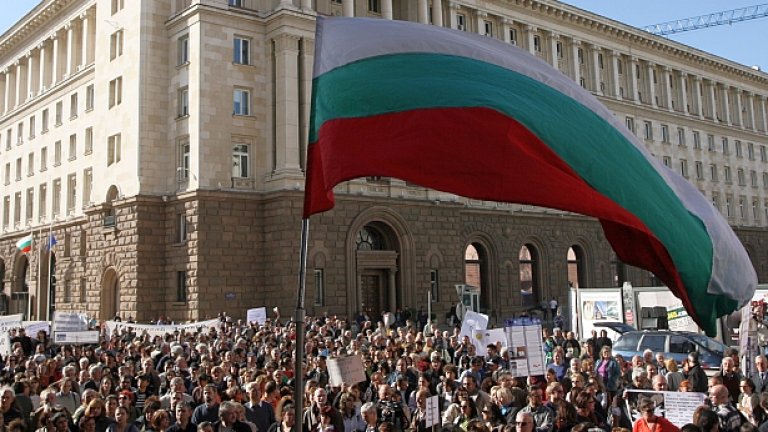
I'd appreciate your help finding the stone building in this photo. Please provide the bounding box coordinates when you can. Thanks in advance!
[0,0,766,325]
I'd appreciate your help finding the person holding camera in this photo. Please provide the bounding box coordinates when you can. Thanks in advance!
[376,385,407,432]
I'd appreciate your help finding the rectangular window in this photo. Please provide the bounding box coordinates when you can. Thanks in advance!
[176,271,187,303]
[84,127,93,154]
[710,164,718,182]
[662,156,671,167]
[67,173,77,214]
[229,0,243,6]
[108,134,121,166]
[680,159,688,178]
[724,166,732,183]
[598,53,604,69]
[368,0,380,13]
[52,178,61,216]
[109,77,123,108]
[508,28,517,45]
[314,269,325,306]
[4,129,10,150]
[751,170,758,188]
[111,0,124,14]
[179,140,190,180]
[643,121,653,140]
[3,163,9,185]
[178,87,189,117]
[27,153,34,176]
[25,188,34,223]
[722,137,729,155]
[15,158,22,181]
[110,29,124,60]
[725,196,732,217]
[625,117,635,134]
[70,93,78,119]
[738,168,746,186]
[533,35,541,52]
[40,147,47,171]
[55,101,63,126]
[578,48,584,65]
[13,193,21,225]
[233,37,250,65]
[430,269,440,302]
[692,131,701,149]
[42,108,49,132]
[82,168,92,208]
[484,21,493,37]
[456,13,466,31]
[761,145,767,162]
[677,127,685,146]
[707,134,716,152]
[233,89,250,115]
[177,213,188,243]
[54,141,61,166]
[764,172,768,189]
[28,115,35,140]
[736,140,743,158]
[177,35,189,65]
[739,197,746,219]
[68,134,77,161]
[556,41,563,58]
[695,161,704,180]
[2,196,8,228]
[232,144,249,178]
[85,84,95,111]
[748,142,755,160]
[17,122,23,144]
[617,60,623,75]
[661,124,669,143]
[39,183,47,221]
[753,200,759,222]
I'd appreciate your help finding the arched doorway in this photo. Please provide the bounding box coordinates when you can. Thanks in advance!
[567,245,586,288]
[464,243,492,311]
[519,244,540,308]
[11,255,31,317]
[355,223,400,321]
[100,268,120,320]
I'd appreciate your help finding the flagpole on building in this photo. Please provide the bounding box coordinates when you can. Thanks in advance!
[294,218,310,431]
[45,215,55,321]
[34,225,43,321]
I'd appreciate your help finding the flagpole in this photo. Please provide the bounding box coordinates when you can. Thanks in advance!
[34,224,43,321]
[45,215,55,321]
[294,218,309,432]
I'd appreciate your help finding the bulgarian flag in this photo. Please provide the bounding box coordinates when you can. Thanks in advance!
[16,234,33,253]
[303,17,756,336]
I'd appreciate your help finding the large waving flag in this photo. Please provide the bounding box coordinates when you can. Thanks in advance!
[303,17,756,336]
[16,234,33,253]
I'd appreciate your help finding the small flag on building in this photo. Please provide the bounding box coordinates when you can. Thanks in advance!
[46,233,57,250]
[16,234,33,253]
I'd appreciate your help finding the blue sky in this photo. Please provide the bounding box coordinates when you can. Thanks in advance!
[1,1,766,70]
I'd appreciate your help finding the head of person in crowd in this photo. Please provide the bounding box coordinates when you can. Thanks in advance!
[218,401,239,428]
[151,409,172,432]
[203,384,220,407]
[85,398,106,419]
[652,374,668,392]
[515,411,535,432]
[678,380,692,392]
[708,384,729,407]
[695,409,720,432]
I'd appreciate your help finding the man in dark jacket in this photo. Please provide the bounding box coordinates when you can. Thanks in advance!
[686,352,709,393]
[212,401,251,432]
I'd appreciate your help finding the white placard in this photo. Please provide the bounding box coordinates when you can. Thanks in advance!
[459,310,489,340]
[471,328,507,356]
[504,320,545,377]
[104,318,221,339]
[0,333,10,357]
[624,389,706,428]
[246,307,267,325]
[327,356,366,387]
[524,324,546,376]
[23,321,51,339]
[578,289,623,339]
[0,314,24,333]
[53,331,100,345]
[53,312,89,332]
[425,395,440,428]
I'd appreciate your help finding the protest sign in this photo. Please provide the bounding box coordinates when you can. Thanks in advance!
[425,396,440,428]
[23,321,51,339]
[624,389,706,427]
[471,328,507,356]
[246,307,267,325]
[504,318,545,377]
[459,310,488,340]
[0,314,24,333]
[53,312,89,332]
[54,331,100,345]
[327,356,366,387]
[0,332,10,357]
[104,318,221,339]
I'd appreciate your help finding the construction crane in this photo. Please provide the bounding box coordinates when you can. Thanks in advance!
[642,3,768,36]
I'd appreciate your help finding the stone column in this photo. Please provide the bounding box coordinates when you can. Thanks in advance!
[342,0,354,17]
[706,79,717,121]
[646,62,657,108]
[678,71,688,114]
[720,84,731,125]
[300,0,312,10]
[381,0,392,19]
[662,66,673,111]
[0,71,6,114]
[417,0,429,24]
[571,39,581,87]
[51,33,59,85]
[692,76,703,119]
[746,92,756,130]
[476,11,487,36]
[548,32,559,69]
[501,18,512,43]
[26,52,35,99]
[432,0,443,27]
[610,51,621,99]
[734,89,744,129]
[628,56,639,104]
[3,68,11,114]
[272,33,302,175]
[758,95,768,133]
[38,42,47,92]
[65,22,74,77]
[14,61,23,107]
[388,269,397,312]
[590,45,601,94]
[523,24,536,55]
[80,11,90,67]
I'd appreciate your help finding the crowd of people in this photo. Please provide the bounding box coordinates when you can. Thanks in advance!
[0,313,762,432]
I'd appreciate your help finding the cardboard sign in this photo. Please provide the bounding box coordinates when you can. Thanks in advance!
[53,331,100,345]
[471,328,507,356]
[53,312,89,332]
[23,321,51,339]
[0,314,24,333]
[104,318,221,338]
[327,356,366,387]
[459,310,489,340]
[246,307,267,325]
[624,389,706,428]
[425,395,440,428]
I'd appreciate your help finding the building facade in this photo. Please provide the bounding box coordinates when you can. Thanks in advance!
[0,0,766,325]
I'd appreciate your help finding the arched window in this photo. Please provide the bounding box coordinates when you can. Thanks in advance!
[465,244,481,288]
[355,226,385,250]
[567,246,585,288]
[610,253,625,287]
[465,243,490,311]
[519,244,539,307]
